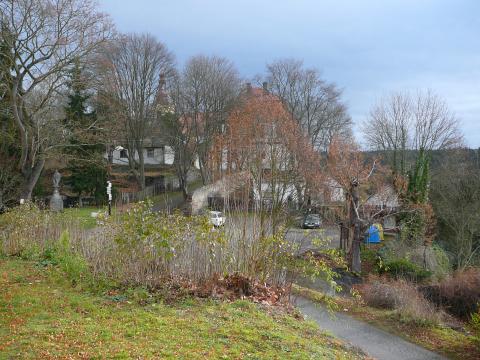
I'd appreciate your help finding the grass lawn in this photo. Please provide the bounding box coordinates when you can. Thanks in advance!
[149,181,204,213]
[0,258,365,359]
[294,285,480,360]
[63,207,105,229]
[149,190,183,207]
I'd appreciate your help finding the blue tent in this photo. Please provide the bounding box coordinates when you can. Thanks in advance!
[365,224,381,244]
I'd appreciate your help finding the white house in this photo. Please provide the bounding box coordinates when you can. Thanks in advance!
[108,143,175,166]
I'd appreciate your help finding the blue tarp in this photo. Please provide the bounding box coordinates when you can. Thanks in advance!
[365,224,381,243]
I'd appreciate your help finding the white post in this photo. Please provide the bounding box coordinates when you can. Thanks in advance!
[107,181,112,215]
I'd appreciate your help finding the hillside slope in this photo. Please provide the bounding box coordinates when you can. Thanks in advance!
[0,258,365,359]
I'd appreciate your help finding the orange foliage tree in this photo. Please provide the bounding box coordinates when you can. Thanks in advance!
[210,87,323,232]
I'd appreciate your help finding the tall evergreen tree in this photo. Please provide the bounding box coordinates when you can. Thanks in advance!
[0,24,21,209]
[407,148,430,204]
[64,60,107,206]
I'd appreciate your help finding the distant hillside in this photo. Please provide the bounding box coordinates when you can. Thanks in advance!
[362,148,480,173]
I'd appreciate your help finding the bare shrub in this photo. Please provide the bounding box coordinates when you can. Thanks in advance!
[0,202,336,300]
[0,203,88,257]
[356,278,398,309]
[356,276,443,325]
[421,268,480,319]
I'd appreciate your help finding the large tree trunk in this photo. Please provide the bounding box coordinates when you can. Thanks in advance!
[294,183,304,210]
[127,142,146,192]
[19,158,45,201]
[351,221,362,273]
[198,154,210,185]
[179,174,189,200]
[138,149,145,191]
[346,182,362,273]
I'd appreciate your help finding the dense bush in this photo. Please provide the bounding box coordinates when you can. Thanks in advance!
[380,258,432,282]
[376,240,449,279]
[356,276,443,325]
[431,244,451,277]
[420,268,480,319]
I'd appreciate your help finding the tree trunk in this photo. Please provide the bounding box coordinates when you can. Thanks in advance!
[347,181,361,273]
[351,221,362,273]
[19,158,45,201]
[179,175,189,200]
[295,183,304,209]
[198,156,209,185]
[137,148,145,191]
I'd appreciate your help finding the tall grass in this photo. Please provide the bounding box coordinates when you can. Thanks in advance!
[355,276,445,326]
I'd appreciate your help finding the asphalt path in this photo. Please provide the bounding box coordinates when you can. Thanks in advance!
[284,226,340,251]
[294,296,446,360]
[222,217,447,360]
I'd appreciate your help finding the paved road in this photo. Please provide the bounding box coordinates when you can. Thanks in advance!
[224,215,340,252]
[294,296,446,360]
[284,226,340,251]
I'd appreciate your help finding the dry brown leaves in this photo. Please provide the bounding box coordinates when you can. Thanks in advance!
[188,273,289,307]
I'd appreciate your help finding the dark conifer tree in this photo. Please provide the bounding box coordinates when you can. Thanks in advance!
[64,60,107,206]
[0,24,21,209]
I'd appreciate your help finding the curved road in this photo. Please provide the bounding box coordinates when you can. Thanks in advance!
[294,296,446,360]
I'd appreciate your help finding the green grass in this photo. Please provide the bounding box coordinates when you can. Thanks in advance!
[63,207,112,229]
[149,180,204,210]
[0,258,364,359]
[149,190,183,206]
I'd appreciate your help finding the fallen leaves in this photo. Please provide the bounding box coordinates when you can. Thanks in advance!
[188,273,288,307]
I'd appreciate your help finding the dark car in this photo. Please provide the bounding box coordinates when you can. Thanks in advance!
[302,214,321,229]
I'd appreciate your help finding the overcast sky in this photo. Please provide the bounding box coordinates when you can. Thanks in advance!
[98,0,480,148]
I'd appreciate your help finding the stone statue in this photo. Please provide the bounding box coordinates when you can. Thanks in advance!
[49,170,63,212]
[53,170,61,188]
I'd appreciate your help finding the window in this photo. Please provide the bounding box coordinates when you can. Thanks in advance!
[120,149,128,159]
[147,148,155,158]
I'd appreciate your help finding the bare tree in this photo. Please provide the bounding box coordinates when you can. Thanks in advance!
[266,58,352,151]
[327,136,393,273]
[162,74,197,199]
[99,33,175,190]
[181,55,241,185]
[363,90,463,174]
[431,151,480,269]
[0,0,113,200]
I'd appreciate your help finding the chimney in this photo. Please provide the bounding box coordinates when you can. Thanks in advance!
[246,82,252,94]
[262,81,268,92]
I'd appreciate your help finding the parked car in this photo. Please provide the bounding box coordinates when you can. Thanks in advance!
[209,211,226,227]
[302,213,321,229]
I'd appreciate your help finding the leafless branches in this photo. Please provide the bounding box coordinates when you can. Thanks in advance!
[430,153,480,268]
[266,58,352,151]
[1,0,113,199]
[98,33,175,190]
[363,90,463,174]
[180,55,241,184]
